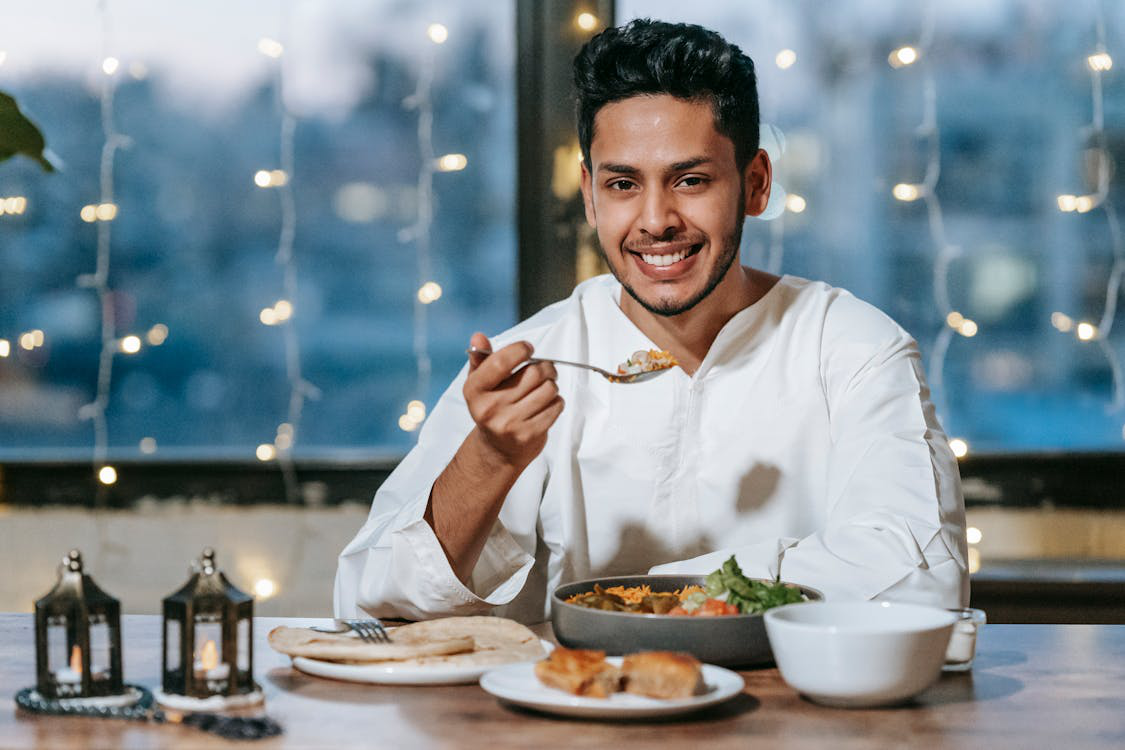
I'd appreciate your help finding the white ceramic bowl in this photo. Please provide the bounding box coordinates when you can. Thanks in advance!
[763,601,957,708]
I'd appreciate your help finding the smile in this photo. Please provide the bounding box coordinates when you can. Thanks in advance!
[633,243,703,268]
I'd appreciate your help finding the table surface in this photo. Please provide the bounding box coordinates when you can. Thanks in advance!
[2,614,1123,750]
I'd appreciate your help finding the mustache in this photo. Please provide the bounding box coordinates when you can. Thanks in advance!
[623,232,707,252]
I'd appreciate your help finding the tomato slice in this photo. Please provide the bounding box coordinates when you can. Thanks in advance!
[696,598,740,616]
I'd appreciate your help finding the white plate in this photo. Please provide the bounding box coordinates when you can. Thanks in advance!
[479,658,745,718]
[291,640,552,686]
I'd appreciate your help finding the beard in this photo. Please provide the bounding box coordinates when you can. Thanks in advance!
[603,208,745,318]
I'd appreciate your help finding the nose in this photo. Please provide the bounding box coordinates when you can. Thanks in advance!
[638,187,684,239]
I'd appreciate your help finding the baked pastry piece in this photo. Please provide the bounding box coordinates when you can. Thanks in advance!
[621,651,703,699]
[534,647,622,698]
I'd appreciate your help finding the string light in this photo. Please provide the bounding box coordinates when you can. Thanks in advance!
[1054,6,1125,409]
[435,153,467,172]
[101,57,118,75]
[1051,312,1074,332]
[966,526,982,544]
[892,183,923,202]
[0,339,9,357]
[417,281,442,303]
[254,169,287,187]
[118,334,141,354]
[97,466,117,485]
[1087,50,1113,72]
[139,437,157,454]
[891,2,969,438]
[76,0,133,489]
[397,22,460,433]
[259,6,320,503]
[427,23,448,44]
[888,45,919,68]
[0,196,28,215]
[146,323,168,345]
[19,329,44,350]
[784,194,806,213]
[949,438,969,458]
[80,203,118,222]
[775,49,797,69]
[257,38,284,58]
[575,12,598,32]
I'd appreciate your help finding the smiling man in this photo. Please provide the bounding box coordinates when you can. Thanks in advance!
[336,19,969,622]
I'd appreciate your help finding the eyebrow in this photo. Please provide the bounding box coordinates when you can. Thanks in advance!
[597,156,713,175]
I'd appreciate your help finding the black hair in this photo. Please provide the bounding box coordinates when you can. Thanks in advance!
[573,18,760,171]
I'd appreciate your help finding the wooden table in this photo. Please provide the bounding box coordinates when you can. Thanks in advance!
[2,614,1123,749]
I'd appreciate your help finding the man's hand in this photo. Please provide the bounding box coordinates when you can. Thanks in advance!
[424,333,565,584]
[463,332,565,469]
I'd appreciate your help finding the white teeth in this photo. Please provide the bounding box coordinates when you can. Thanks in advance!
[640,250,688,267]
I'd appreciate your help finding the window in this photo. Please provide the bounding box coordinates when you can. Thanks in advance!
[0,0,516,460]
[619,0,1125,453]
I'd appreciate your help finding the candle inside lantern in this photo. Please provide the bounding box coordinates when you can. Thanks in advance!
[56,644,83,684]
[193,639,230,681]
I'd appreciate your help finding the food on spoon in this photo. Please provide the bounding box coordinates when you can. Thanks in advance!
[615,349,677,377]
[621,651,703,699]
[533,647,622,698]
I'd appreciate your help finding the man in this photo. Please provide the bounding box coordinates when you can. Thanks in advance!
[335,19,968,623]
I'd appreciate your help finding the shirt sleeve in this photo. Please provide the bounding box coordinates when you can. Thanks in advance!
[333,365,538,620]
[651,297,969,608]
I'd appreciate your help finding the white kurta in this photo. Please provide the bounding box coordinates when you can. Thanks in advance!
[335,274,969,623]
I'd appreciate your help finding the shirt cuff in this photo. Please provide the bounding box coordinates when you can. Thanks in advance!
[394,515,535,607]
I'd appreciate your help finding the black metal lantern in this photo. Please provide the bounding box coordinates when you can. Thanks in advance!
[161,548,256,699]
[34,549,124,699]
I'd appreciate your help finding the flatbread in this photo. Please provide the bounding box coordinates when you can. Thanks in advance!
[267,625,473,663]
[268,616,545,668]
[381,617,546,668]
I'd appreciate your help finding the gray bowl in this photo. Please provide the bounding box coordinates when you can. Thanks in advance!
[551,574,823,668]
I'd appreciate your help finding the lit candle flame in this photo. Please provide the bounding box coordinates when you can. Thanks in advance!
[201,639,219,671]
[70,644,82,674]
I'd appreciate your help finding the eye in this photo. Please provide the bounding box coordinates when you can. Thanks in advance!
[677,175,709,189]
[607,179,636,191]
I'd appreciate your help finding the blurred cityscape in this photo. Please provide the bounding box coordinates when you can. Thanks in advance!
[2,0,1125,460]
[0,0,517,459]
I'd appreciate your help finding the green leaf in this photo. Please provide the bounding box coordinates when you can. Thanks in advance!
[0,90,54,172]
[703,555,807,615]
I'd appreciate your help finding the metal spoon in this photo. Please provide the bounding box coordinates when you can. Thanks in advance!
[466,346,674,384]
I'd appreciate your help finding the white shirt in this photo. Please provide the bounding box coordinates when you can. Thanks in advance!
[335,274,969,623]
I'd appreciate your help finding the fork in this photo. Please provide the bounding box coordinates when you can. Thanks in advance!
[466,346,672,384]
[346,619,391,643]
[310,618,391,643]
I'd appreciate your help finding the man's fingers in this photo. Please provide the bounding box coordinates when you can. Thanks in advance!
[524,393,565,434]
[467,333,492,372]
[469,340,535,388]
[499,362,557,404]
[508,377,561,420]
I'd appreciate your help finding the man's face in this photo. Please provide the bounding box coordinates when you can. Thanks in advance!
[580,94,770,317]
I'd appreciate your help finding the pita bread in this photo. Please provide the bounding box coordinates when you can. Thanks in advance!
[267,625,473,663]
[268,616,545,668]
[379,617,545,668]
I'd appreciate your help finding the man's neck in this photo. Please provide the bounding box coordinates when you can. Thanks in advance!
[618,266,779,374]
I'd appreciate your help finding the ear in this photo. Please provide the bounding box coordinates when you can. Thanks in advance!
[743,148,772,217]
[580,160,597,227]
